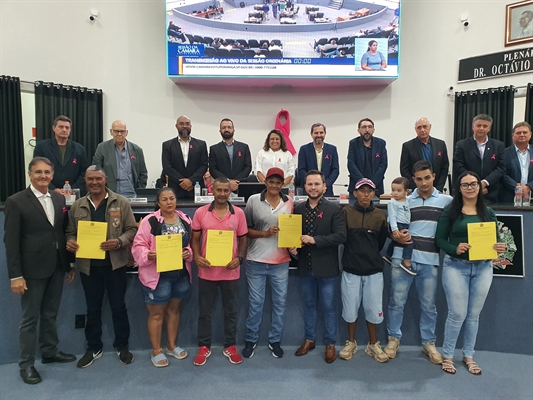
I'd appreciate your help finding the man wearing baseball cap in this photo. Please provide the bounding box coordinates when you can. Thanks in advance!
[242,168,294,359]
[339,178,389,362]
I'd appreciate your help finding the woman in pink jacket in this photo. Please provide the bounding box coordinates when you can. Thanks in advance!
[132,188,193,367]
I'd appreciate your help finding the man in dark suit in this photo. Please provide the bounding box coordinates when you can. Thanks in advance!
[290,170,346,363]
[162,115,208,199]
[453,114,506,203]
[209,118,252,192]
[297,123,339,197]
[501,121,533,203]
[33,115,89,195]
[4,157,76,384]
[92,120,148,197]
[347,118,388,198]
[400,117,449,192]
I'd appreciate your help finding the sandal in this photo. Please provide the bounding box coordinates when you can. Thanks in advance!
[166,346,188,360]
[151,350,169,367]
[441,359,456,374]
[463,359,482,375]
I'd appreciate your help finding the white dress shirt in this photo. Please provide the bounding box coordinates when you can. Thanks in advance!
[255,149,295,177]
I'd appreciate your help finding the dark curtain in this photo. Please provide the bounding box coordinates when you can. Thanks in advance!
[34,81,103,162]
[453,86,515,147]
[0,76,25,202]
[525,82,533,126]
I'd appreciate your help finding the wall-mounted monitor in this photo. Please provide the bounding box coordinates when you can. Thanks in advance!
[166,0,400,85]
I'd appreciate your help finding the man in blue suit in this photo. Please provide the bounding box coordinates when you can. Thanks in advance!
[347,118,388,199]
[297,123,339,197]
[501,122,532,203]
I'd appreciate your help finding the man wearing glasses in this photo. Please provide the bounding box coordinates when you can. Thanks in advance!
[347,118,388,200]
[92,120,148,197]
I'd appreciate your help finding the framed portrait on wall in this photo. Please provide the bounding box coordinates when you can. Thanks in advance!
[505,1,533,46]
[493,214,525,278]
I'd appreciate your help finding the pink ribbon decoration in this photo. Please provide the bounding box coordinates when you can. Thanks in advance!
[62,207,67,213]
[437,151,442,157]
[130,154,135,160]
[325,154,329,160]
[491,154,496,160]
[190,144,193,149]
[318,212,323,219]
[238,151,242,157]
[72,158,77,164]
[376,153,380,158]
[275,109,296,155]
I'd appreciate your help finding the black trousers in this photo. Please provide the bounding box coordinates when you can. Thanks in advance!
[197,278,239,348]
[19,267,64,368]
[80,265,130,351]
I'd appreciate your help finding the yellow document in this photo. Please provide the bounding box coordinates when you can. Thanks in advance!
[467,221,498,261]
[156,234,183,272]
[206,230,234,267]
[76,221,107,259]
[278,214,302,248]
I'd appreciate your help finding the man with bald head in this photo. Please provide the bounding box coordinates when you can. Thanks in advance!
[399,118,449,192]
[92,120,148,197]
[162,115,208,198]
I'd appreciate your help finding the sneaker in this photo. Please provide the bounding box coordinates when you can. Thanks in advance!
[339,340,358,360]
[422,342,443,364]
[223,345,243,364]
[242,341,257,358]
[400,262,417,276]
[382,255,392,265]
[77,349,103,368]
[193,346,211,366]
[268,342,284,358]
[365,342,389,363]
[384,336,400,359]
[117,347,134,365]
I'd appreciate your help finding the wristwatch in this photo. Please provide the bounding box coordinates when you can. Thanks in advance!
[238,256,244,265]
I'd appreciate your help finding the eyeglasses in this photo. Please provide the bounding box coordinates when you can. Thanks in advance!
[112,130,127,135]
[460,181,479,190]
[359,125,374,130]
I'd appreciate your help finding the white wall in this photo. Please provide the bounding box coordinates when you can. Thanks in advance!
[1,0,530,194]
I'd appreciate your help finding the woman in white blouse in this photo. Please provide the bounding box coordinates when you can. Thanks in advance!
[255,129,295,186]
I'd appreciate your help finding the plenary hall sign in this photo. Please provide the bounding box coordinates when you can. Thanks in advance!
[458,47,532,82]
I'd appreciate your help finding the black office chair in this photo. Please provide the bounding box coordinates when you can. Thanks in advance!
[230,48,243,56]
[243,49,256,58]
[268,49,283,58]
[259,39,269,47]
[225,38,235,45]
[185,34,195,44]
[203,36,214,46]
[315,38,328,48]
[271,39,282,47]
[236,39,248,48]
[204,46,218,57]
[345,46,355,57]
[193,35,204,44]
[337,37,350,46]
[217,48,230,57]
[248,39,260,48]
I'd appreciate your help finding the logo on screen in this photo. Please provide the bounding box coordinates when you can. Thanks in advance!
[176,45,203,57]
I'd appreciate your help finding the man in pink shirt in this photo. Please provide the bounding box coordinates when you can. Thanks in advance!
[191,177,248,366]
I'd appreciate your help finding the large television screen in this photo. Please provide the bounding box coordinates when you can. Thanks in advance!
[166,0,400,80]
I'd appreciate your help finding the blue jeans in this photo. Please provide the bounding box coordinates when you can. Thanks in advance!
[441,255,493,358]
[386,223,413,261]
[245,261,289,343]
[300,271,337,345]
[387,258,438,345]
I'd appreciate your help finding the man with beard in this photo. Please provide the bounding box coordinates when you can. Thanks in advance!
[162,115,208,199]
[290,170,346,364]
[347,118,388,199]
[209,118,252,193]
[297,123,339,197]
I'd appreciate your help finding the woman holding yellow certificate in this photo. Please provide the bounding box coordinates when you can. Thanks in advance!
[435,172,506,376]
[131,188,193,367]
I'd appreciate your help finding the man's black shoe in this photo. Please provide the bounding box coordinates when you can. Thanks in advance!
[42,351,76,364]
[20,366,42,384]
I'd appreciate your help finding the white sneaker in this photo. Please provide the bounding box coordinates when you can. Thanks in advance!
[339,340,358,360]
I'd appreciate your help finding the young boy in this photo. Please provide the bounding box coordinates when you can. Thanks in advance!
[384,177,416,276]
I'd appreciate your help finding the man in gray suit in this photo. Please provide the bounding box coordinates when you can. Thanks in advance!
[4,157,76,384]
[92,120,148,197]
[501,122,533,203]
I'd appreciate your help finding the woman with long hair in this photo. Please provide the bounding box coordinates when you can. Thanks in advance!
[255,129,295,186]
[435,171,506,375]
[131,188,193,367]
[361,40,387,71]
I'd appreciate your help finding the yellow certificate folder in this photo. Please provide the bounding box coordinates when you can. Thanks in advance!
[206,230,234,267]
[76,221,107,260]
[156,234,183,272]
[278,214,302,248]
[467,221,498,261]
